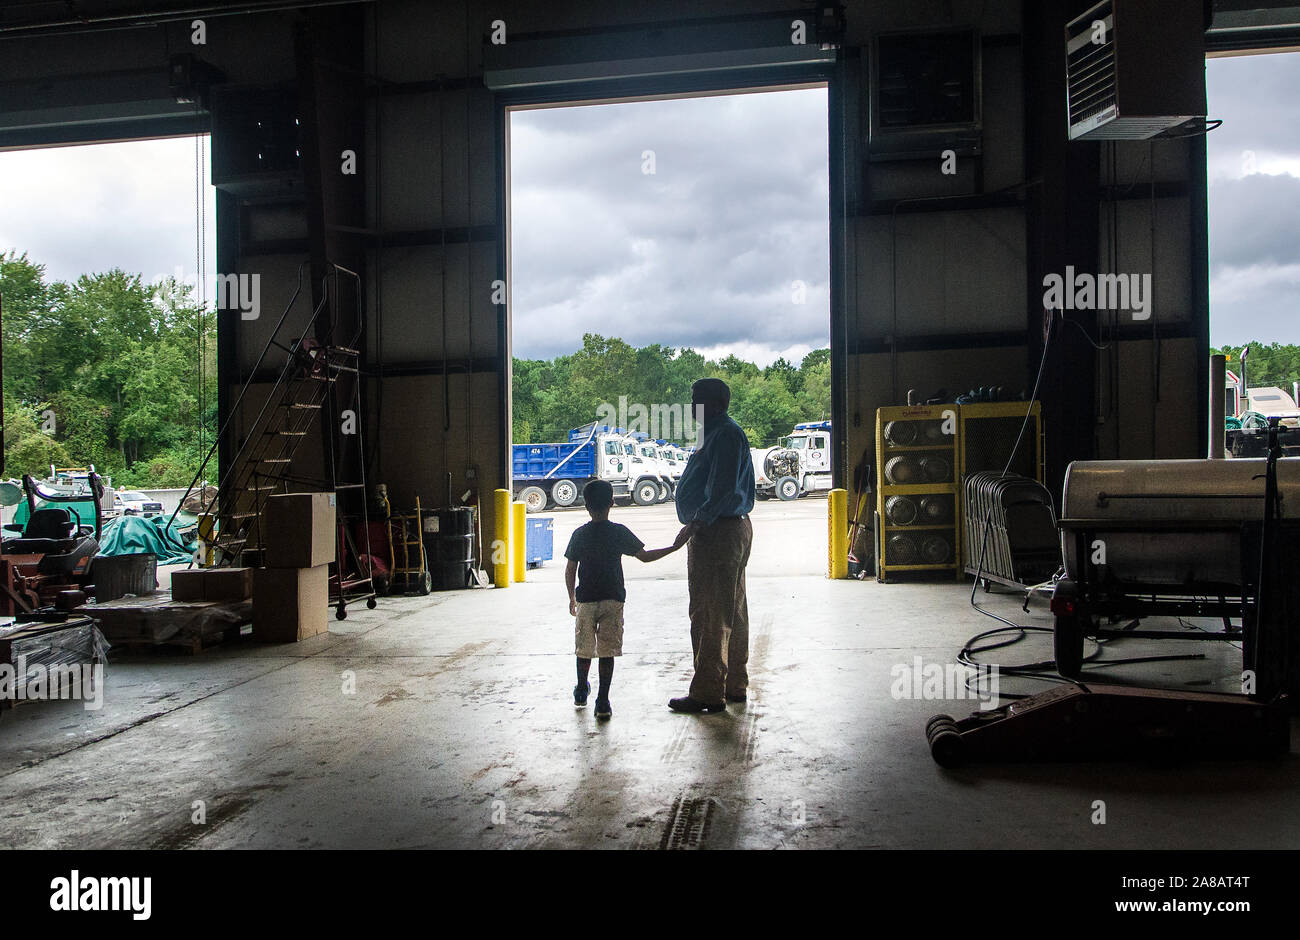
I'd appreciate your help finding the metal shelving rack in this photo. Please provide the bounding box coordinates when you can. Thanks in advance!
[875,404,962,582]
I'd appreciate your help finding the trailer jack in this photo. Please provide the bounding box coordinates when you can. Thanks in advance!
[926,682,1289,767]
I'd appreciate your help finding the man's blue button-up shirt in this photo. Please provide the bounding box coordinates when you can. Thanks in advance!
[675,414,756,526]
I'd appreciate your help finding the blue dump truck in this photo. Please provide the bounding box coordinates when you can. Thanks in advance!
[512,423,633,513]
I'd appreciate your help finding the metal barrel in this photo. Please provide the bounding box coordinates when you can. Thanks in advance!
[424,507,477,589]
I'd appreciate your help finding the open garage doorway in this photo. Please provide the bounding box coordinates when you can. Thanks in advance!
[1206,51,1300,427]
[506,85,831,578]
[0,136,217,530]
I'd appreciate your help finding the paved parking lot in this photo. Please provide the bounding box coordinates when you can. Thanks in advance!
[528,495,829,583]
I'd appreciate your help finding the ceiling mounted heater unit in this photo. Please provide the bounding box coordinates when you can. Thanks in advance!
[1066,0,1206,140]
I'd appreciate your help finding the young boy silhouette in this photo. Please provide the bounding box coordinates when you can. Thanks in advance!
[564,480,690,719]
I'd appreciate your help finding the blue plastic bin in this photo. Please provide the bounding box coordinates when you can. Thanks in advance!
[525,516,554,568]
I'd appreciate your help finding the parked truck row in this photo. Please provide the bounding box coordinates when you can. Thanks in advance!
[513,419,835,513]
[512,424,689,513]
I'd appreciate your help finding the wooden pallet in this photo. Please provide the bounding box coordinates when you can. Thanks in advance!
[108,623,252,656]
[83,595,253,654]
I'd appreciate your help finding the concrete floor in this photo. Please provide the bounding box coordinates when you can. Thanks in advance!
[2,497,1299,849]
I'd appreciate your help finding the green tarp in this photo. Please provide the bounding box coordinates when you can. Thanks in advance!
[97,515,196,566]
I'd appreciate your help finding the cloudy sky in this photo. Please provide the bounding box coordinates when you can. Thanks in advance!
[0,136,217,302]
[509,87,831,367]
[1206,51,1300,347]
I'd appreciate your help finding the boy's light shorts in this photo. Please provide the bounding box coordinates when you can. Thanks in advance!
[575,599,625,658]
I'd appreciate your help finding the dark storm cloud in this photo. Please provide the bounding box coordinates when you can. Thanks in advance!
[509,88,830,365]
[1205,53,1300,346]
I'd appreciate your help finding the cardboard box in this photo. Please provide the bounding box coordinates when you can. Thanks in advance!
[169,569,206,601]
[168,567,254,602]
[203,567,254,601]
[264,492,336,568]
[253,565,329,642]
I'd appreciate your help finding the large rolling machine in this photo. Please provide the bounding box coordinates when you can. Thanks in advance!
[1050,456,1300,683]
[927,422,1300,766]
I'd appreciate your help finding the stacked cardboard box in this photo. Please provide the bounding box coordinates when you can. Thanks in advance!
[253,492,336,642]
[170,567,254,602]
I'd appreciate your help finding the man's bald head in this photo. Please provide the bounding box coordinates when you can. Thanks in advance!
[692,378,731,419]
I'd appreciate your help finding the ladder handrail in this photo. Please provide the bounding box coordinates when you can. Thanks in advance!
[169,261,351,535]
[168,261,308,530]
[183,278,333,534]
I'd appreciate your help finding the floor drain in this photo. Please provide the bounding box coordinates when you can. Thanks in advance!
[659,795,716,850]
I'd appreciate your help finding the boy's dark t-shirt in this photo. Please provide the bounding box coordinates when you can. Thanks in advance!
[564,520,644,603]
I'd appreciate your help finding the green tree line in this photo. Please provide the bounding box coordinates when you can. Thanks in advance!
[0,251,216,487]
[513,333,831,447]
[1213,342,1300,393]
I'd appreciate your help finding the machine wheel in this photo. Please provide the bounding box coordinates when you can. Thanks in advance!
[1053,613,1085,679]
[776,476,799,501]
[633,479,659,506]
[926,714,965,767]
[551,479,579,507]
[367,596,378,609]
[656,482,670,503]
[414,571,432,596]
[336,605,348,621]
[519,486,548,513]
[925,713,957,736]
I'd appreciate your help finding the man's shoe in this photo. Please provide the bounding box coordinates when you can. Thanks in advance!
[668,695,726,714]
[595,699,612,720]
[574,682,590,707]
[725,692,747,704]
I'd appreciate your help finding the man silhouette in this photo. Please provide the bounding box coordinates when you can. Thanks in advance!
[669,377,756,713]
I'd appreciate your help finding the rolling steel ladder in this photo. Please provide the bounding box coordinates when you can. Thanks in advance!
[171,261,377,617]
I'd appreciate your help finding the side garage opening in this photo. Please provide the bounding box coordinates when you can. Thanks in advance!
[1205,50,1300,426]
[0,135,216,527]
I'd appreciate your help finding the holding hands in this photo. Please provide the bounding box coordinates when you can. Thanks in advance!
[673,522,699,550]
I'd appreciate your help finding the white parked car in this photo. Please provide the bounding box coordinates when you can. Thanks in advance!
[115,491,164,517]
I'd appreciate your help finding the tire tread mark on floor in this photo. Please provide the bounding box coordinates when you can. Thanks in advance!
[735,705,762,765]
[659,793,716,850]
[660,719,692,764]
[146,784,284,850]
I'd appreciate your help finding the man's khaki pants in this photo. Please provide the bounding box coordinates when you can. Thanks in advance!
[687,515,753,704]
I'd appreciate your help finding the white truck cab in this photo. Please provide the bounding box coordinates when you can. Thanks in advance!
[655,441,684,484]
[752,420,834,500]
[636,441,672,503]
[617,437,660,506]
[598,434,629,482]
[1246,386,1300,428]
[662,446,691,496]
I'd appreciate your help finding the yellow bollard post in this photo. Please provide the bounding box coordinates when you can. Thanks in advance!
[512,500,527,584]
[828,488,848,579]
[493,488,512,587]
[196,514,216,567]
